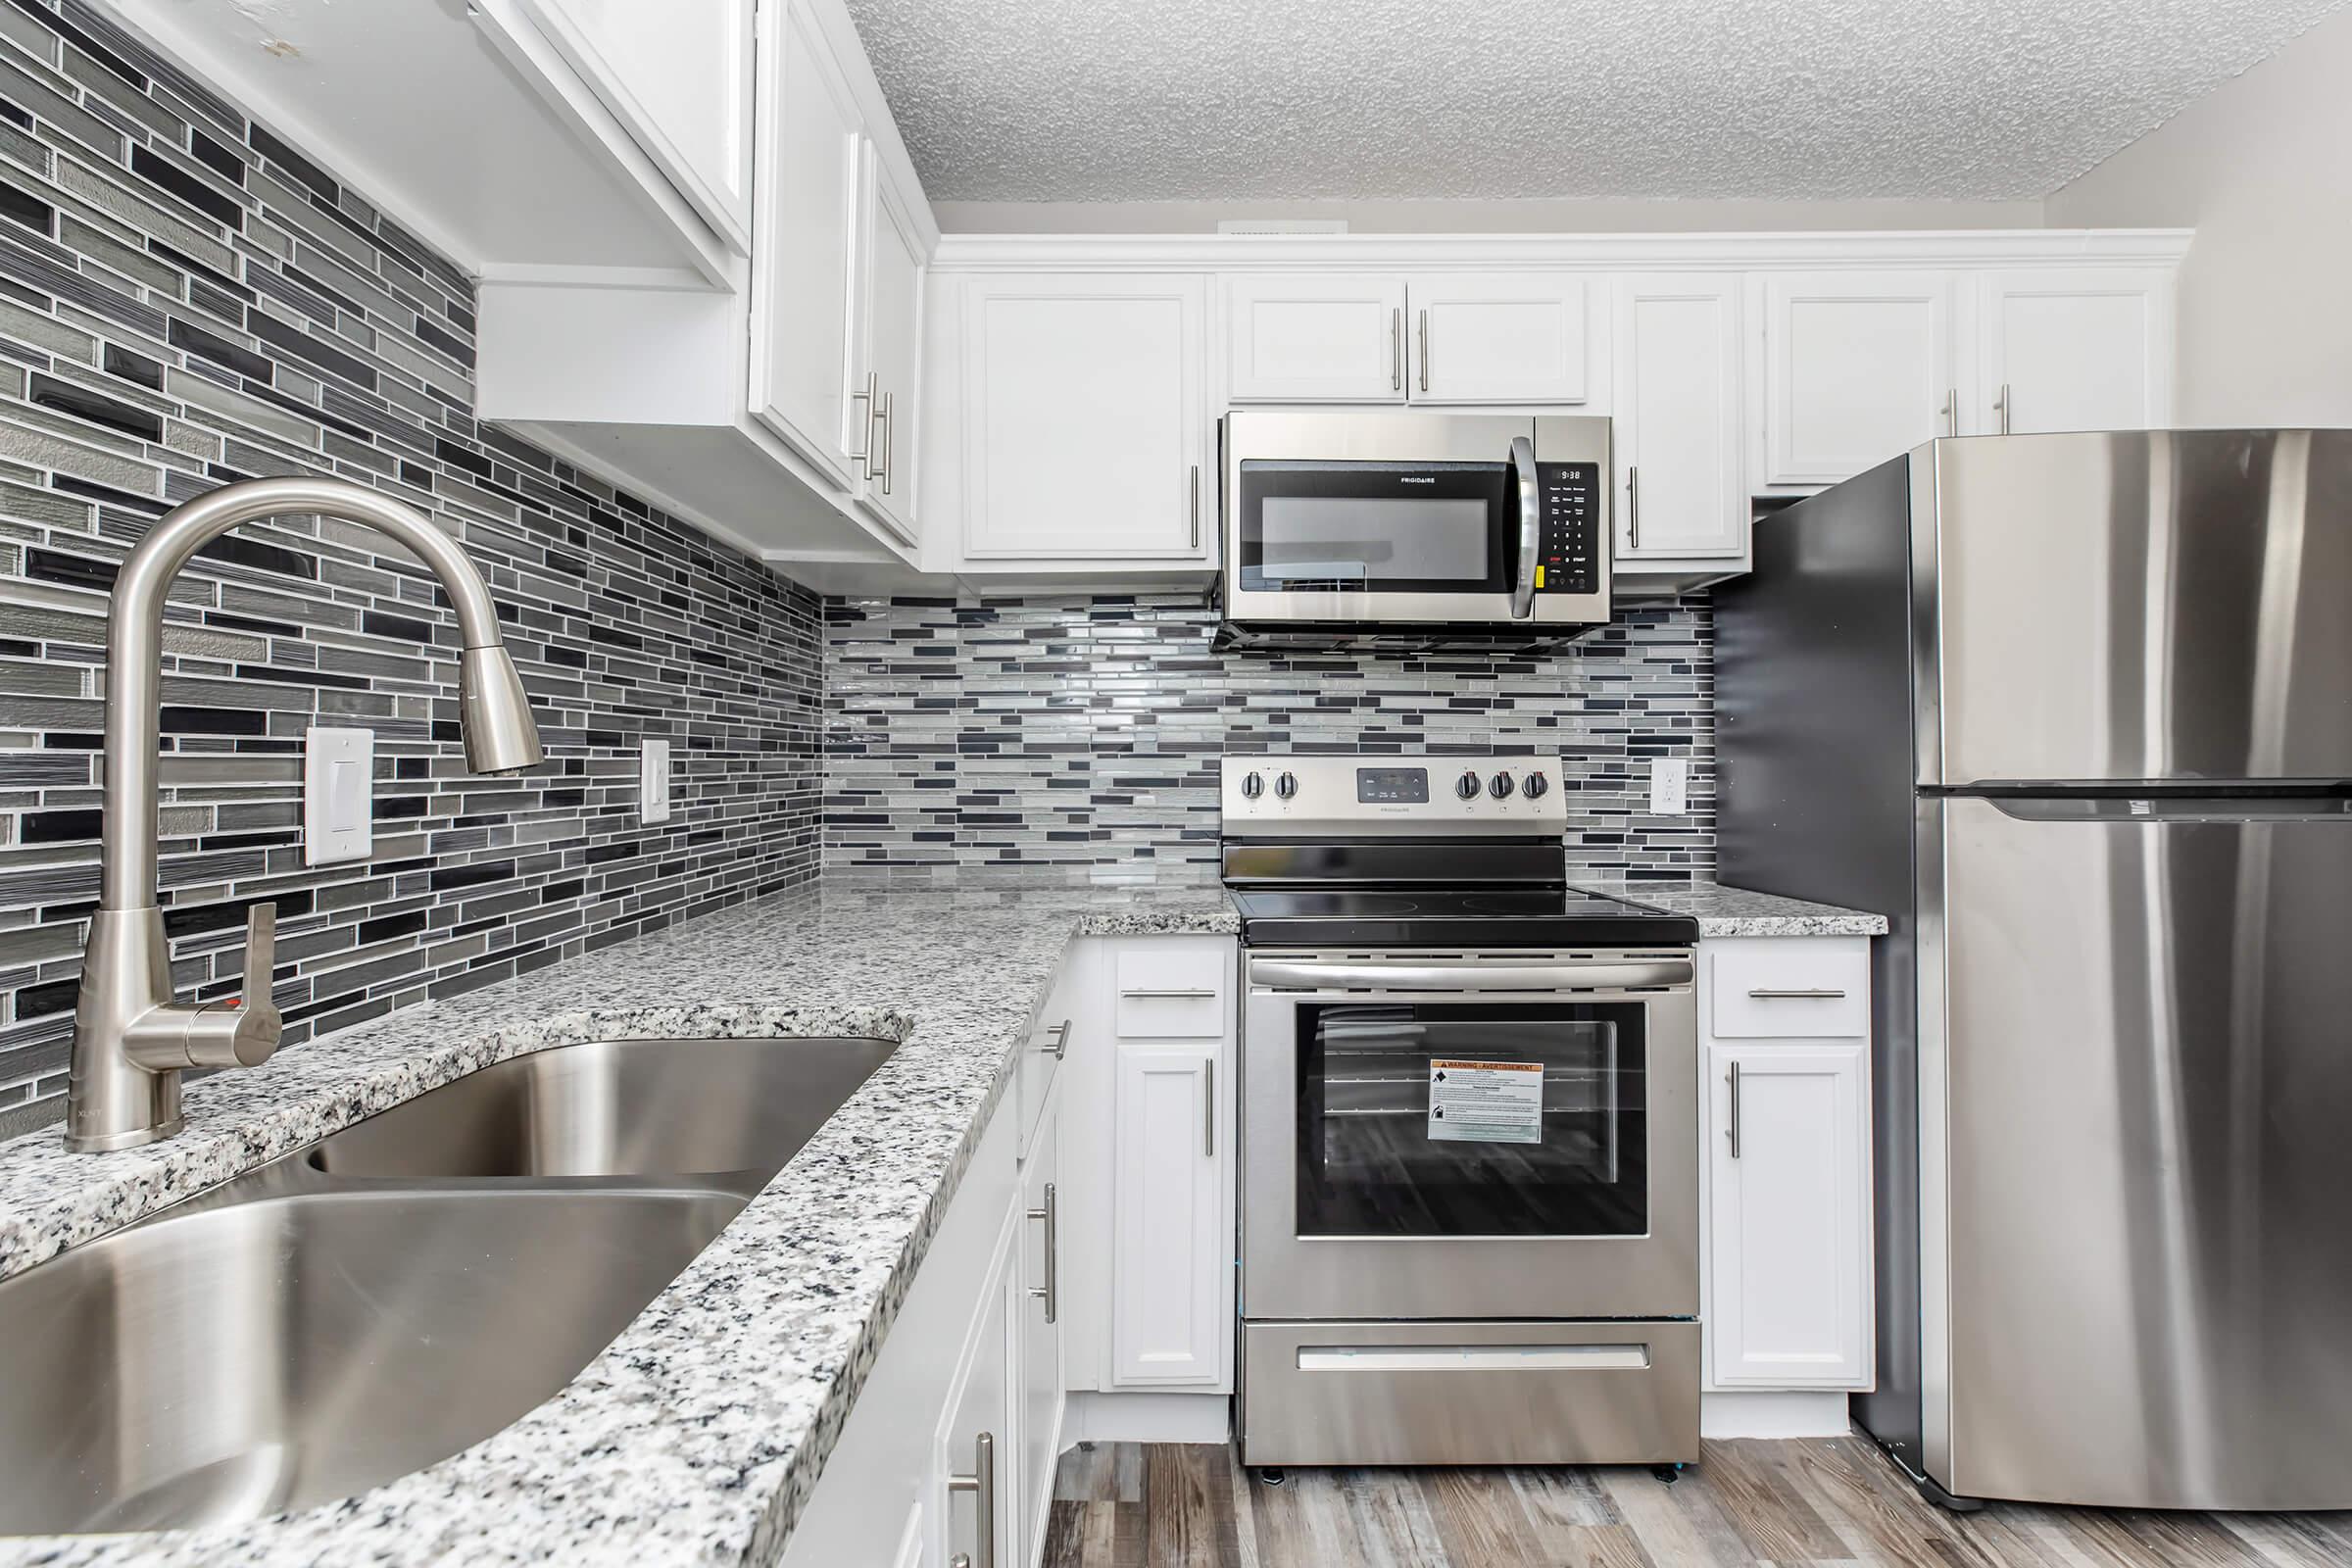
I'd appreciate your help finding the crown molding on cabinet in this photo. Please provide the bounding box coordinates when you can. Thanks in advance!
[929,228,2194,273]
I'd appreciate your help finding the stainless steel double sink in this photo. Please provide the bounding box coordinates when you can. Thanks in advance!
[0,1035,897,1537]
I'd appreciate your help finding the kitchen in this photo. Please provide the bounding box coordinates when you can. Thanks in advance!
[0,0,2345,1563]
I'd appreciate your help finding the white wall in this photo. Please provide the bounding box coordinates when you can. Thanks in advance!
[933,197,2046,234]
[2046,13,2352,427]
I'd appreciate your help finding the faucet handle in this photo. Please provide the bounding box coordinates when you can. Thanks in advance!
[240,901,275,1010]
[179,902,283,1070]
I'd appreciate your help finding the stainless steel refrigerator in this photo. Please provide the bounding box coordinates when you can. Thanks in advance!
[1716,429,2352,1511]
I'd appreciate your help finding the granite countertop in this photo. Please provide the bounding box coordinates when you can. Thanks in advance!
[0,882,1236,1568]
[1577,879,1889,937]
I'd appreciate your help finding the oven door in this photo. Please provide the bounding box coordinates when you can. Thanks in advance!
[1242,950,1698,1322]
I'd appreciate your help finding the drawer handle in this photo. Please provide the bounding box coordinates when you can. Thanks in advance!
[1121,988,1216,999]
[1037,1018,1071,1059]
[1298,1344,1650,1372]
[1203,1056,1215,1157]
[1746,988,1846,1000]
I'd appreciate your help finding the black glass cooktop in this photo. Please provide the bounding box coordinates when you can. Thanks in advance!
[1226,885,1699,948]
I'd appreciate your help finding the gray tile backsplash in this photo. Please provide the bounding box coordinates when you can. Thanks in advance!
[0,0,824,1133]
[823,594,1715,885]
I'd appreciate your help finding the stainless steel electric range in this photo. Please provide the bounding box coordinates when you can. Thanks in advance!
[1222,752,1702,1469]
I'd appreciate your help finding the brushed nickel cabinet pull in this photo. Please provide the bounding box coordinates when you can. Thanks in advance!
[947,1431,996,1568]
[849,370,876,469]
[1390,307,1401,391]
[1026,1182,1057,1323]
[1995,382,2012,435]
[1627,466,1641,552]
[1942,387,1956,437]
[877,390,895,495]
[1747,987,1847,1000]
[1203,1056,1216,1157]
[1727,1061,1742,1158]
[1121,987,1216,1000]
[1417,308,1430,393]
[1189,464,1200,550]
[1037,1018,1071,1059]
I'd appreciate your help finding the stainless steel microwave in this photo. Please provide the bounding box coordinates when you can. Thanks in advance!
[1220,411,1612,641]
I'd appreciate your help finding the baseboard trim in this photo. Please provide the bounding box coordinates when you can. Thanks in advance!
[1701,1390,1854,1440]
[1062,1391,1233,1446]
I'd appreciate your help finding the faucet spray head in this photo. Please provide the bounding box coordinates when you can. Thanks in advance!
[459,645,545,775]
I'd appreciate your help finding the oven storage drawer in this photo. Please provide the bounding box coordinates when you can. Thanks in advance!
[1240,1319,1698,1466]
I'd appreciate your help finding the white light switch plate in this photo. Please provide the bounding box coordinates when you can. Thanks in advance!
[1647,757,1690,816]
[304,726,373,865]
[640,737,672,824]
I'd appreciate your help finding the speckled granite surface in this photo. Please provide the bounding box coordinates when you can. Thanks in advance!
[0,883,1235,1568]
[1578,880,1889,937]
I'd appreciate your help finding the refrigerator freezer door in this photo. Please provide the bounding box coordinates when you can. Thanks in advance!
[1922,795,2352,1507]
[1927,429,2352,787]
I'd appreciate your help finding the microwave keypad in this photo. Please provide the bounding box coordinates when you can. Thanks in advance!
[1536,463,1600,595]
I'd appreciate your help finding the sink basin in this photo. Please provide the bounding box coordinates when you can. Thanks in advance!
[0,1034,898,1536]
[309,1035,898,1191]
[0,1186,742,1535]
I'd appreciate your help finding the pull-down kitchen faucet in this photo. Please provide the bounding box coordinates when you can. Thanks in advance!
[65,477,545,1152]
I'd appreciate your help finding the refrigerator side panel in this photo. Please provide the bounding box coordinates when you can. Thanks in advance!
[1716,448,1926,1464]
[1936,797,2352,1508]
[1936,428,2352,787]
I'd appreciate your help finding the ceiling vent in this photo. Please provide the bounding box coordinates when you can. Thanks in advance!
[1216,219,1348,235]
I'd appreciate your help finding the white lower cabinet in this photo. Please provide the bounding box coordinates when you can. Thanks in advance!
[1109,1039,1228,1386]
[1699,936,1875,1429]
[1011,1090,1063,1568]
[1707,1041,1872,1387]
[937,1209,1016,1568]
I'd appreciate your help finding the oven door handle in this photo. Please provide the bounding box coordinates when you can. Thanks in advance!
[1509,433,1540,620]
[1249,957,1691,992]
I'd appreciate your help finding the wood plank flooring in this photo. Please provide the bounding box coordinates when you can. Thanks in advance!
[1040,1439,2352,1567]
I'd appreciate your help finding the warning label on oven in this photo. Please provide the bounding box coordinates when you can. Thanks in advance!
[1427,1058,1544,1145]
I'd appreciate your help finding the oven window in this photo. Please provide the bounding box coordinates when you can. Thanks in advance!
[1236,461,1510,594]
[1294,1002,1646,1237]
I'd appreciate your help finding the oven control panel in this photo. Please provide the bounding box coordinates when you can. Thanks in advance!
[1223,753,1567,837]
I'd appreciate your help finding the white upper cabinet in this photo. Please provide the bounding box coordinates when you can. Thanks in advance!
[749,0,863,488]
[1979,269,2174,435]
[1612,275,1745,563]
[1759,271,1960,488]
[1407,274,1591,404]
[1224,272,1594,405]
[1224,273,1407,402]
[515,0,756,254]
[849,150,926,545]
[957,274,1210,561]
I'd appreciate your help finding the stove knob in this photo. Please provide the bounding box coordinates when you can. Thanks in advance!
[1455,769,1483,801]
[1523,770,1550,799]
[1489,770,1514,800]
[1241,771,1264,800]
[1274,771,1298,801]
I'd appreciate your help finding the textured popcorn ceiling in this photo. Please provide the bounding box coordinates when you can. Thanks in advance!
[840,0,2350,202]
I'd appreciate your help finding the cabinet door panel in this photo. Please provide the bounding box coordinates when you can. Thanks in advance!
[1708,1042,1872,1388]
[521,0,753,250]
[1013,1097,1062,1568]
[1982,269,2173,435]
[1408,274,1590,404]
[1764,272,1957,487]
[1613,275,1743,561]
[964,275,1207,560]
[1225,273,1405,402]
[937,1212,1015,1568]
[748,0,860,485]
[853,151,924,544]
[1111,1040,1227,1386]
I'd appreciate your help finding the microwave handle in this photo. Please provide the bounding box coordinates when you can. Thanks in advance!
[1509,434,1540,619]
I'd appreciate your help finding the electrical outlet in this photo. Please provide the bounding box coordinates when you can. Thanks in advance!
[640,737,672,824]
[1647,757,1690,816]
[304,725,373,865]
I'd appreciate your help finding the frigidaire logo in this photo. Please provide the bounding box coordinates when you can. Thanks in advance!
[1399,476,1436,484]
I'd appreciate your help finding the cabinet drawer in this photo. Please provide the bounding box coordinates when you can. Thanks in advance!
[1710,944,1868,1038]
[1014,1007,1068,1161]
[1113,947,1227,1038]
